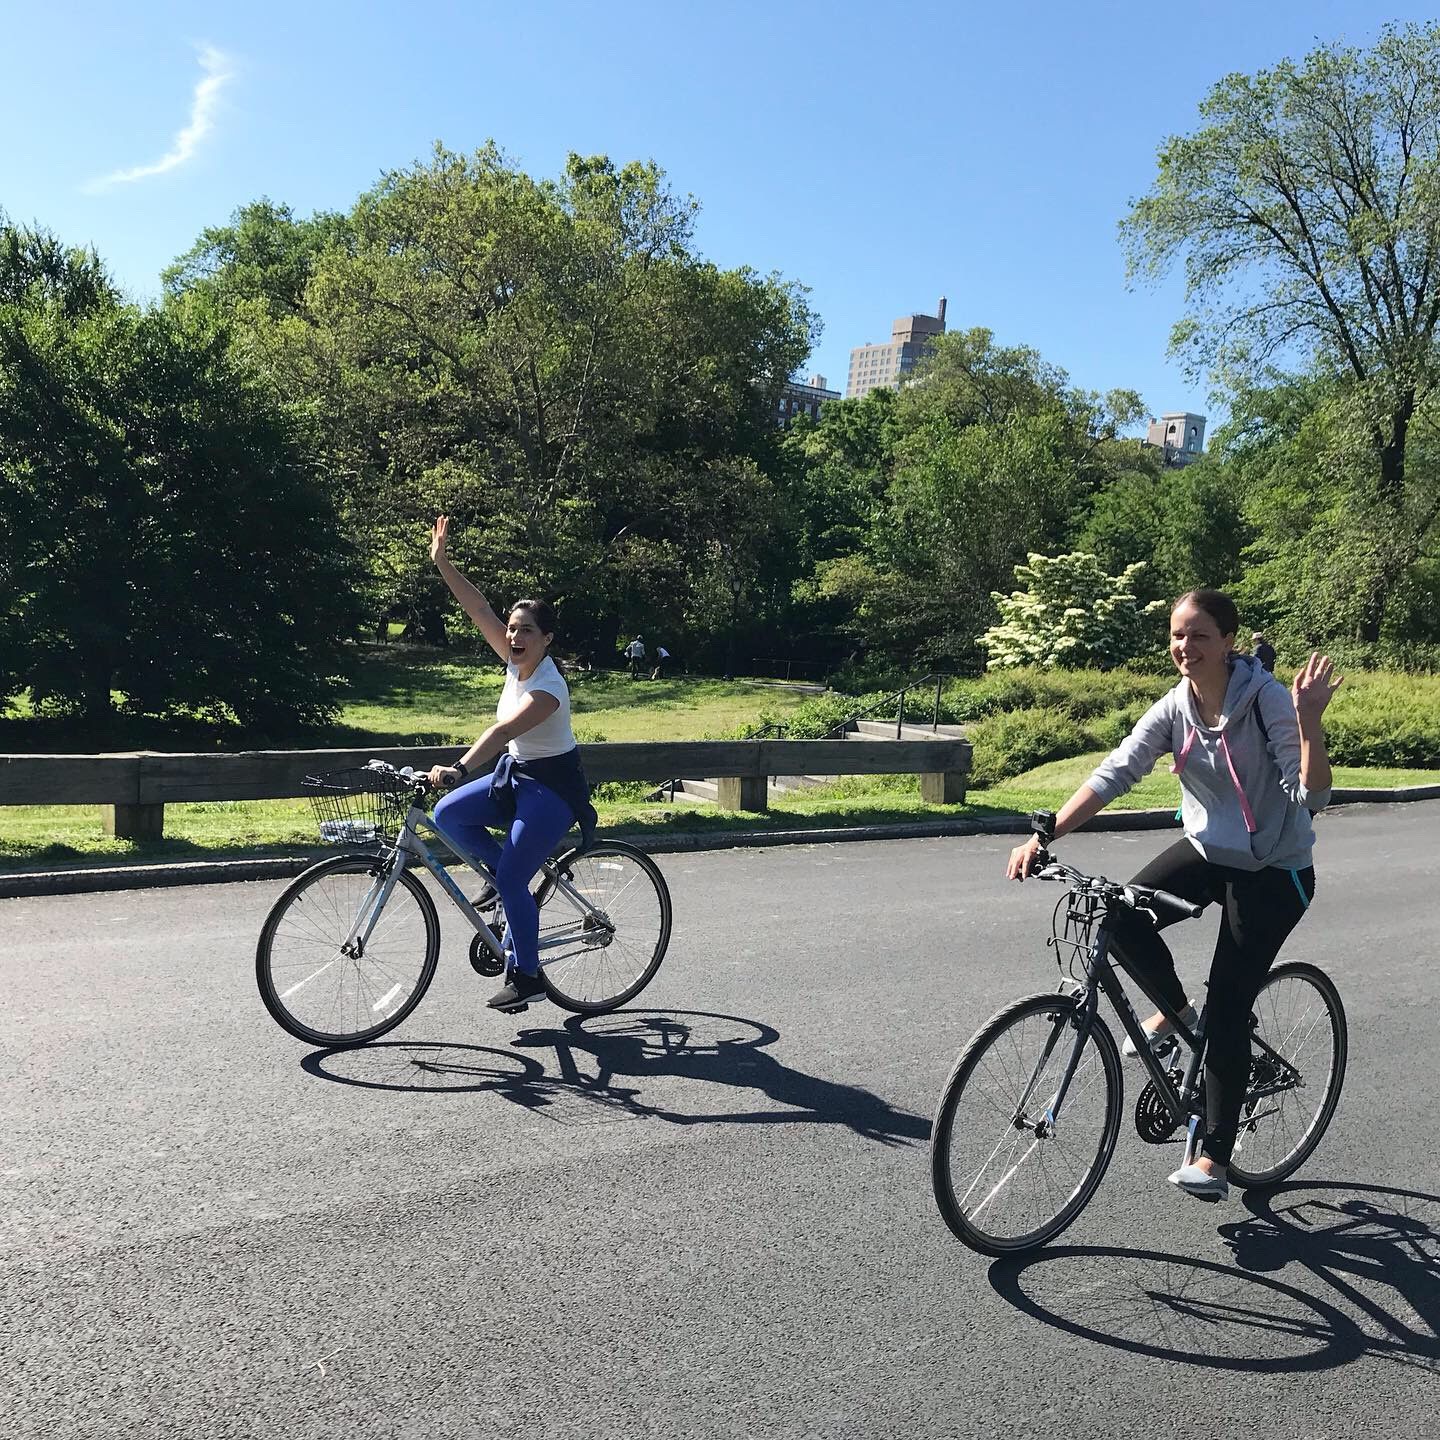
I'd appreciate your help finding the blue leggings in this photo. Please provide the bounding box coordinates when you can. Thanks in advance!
[431,773,575,976]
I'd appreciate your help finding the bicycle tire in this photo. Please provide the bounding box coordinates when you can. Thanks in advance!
[932,991,1123,1256]
[256,853,441,1047]
[1229,961,1346,1188]
[533,840,671,1014]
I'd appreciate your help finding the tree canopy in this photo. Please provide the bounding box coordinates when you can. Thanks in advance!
[1123,20,1440,641]
[0,222,360,736]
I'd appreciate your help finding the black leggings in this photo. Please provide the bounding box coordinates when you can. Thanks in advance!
[1107,839,1315,1166]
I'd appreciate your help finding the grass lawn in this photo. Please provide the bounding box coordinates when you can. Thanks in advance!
[4,650,1435,873]
[4,748,1434,874]
[0,647,817,753]
[329,651,819,746]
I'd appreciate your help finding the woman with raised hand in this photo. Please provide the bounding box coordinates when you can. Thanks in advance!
[425,515,597,1014]
[1006,589,1341,1202]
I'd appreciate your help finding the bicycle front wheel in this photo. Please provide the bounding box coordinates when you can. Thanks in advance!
[931,991,1122,1256]
[535,841,671,1013]
[1229,961,1347,1188]
[256,854,440,1047]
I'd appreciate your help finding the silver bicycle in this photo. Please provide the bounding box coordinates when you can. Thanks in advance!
[256,761,672,1046]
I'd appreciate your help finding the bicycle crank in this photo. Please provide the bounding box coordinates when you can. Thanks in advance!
[468,934,506,977]
[1134,1080,1183,1144]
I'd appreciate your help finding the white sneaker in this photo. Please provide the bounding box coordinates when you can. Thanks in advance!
[1123,1003,1198,1058]
[1168,1162,1229,1202]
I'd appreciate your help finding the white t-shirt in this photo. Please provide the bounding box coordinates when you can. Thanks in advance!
[497,656,576,760]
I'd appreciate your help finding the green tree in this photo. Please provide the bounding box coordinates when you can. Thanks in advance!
[1078,453,1248,601]
[163,199,351,321]
[1122,21,1440,639]
[169,146,816,657]
[795,329,1151,671]
[0,224,361,736]
[1216,375,1440,651]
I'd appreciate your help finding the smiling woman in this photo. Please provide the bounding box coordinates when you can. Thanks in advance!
[425,515,598,1014]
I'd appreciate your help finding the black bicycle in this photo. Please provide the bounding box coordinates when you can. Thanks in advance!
[931,812,1347,1256]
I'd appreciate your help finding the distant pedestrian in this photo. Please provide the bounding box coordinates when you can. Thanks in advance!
[1252,632,1276,674]
[650,644,671,681]
[623,635,647,679]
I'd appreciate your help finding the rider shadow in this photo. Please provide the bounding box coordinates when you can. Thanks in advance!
[304,1009,931,1148]
[984,1180,1440,1375]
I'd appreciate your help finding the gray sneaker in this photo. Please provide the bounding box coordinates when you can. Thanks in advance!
[1123,1003,1199,1058]
[1168,1162,1229,1202]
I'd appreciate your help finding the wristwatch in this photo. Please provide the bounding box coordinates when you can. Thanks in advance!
[454,760,469,779]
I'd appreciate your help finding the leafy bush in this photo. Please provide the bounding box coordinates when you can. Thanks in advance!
[966,708,1090,787]
[980,553,1168,669]
[764,663,1439,788]
[942,667,1170,723]
[1318,670,1440,767]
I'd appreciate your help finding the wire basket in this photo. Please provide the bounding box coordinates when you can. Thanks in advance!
[304,767,416,847]
[1048,887,1102,981]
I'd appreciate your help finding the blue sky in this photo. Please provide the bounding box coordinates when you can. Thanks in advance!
[4,2,1433,429]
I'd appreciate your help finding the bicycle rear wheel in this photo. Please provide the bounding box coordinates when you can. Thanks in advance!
[534,841,671,1013]
[932,991,1122,1255]
[256,854,440,1046]
[1229,961,1346,1188]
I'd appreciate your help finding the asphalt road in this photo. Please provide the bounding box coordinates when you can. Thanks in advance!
[3,805,1438,1439]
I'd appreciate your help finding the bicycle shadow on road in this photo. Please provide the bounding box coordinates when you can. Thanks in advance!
[302,1008,931,1148]
[984,1180,1440,1375]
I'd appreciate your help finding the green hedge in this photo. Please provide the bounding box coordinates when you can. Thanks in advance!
[768,665,1439,786]
[1319,670,1440,768]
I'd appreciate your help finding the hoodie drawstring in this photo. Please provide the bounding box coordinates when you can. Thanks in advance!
[1171,722,1258,834]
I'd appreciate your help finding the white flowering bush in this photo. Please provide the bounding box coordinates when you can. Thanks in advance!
[980,552,1167,670]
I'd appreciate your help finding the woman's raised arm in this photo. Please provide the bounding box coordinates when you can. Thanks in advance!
[431,515,509,662]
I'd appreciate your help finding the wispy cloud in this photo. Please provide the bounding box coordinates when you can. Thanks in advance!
[85,44,234,192]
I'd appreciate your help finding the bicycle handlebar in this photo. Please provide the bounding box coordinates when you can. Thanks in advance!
[363,758,440,796]
[1034,856,1203,922]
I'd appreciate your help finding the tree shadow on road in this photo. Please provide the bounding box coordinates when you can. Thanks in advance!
[303,1008,932,1148]
[982,1180,1440,1375]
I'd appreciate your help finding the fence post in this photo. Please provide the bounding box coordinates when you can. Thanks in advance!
[919,771,967,804]
[104,803,165,840]
[715,775,768,811]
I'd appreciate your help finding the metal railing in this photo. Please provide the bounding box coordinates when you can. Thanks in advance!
[821,672,953,740]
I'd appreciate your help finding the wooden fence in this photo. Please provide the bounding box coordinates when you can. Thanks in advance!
[0,737,972,839]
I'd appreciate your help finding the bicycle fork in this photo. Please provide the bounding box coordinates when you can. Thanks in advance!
[1015,985,1100,1137]
[343,853,407,957]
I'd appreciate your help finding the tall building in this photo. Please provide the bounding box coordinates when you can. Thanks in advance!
[846,298,947,399]
[1144,412,1206,466]
[777,373,841,424]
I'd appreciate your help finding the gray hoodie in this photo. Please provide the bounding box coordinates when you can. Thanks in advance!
[1087,654,1330,872]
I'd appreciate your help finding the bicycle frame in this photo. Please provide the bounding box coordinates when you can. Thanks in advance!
[1037,902,1304,1169]
[1029,908,1212,1162]
[332,801,614,971]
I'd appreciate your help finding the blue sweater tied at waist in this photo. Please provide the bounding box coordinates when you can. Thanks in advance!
[488,747,598,851]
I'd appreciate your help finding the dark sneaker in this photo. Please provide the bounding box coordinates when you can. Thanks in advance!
[487,970,547,1012]
[471,882,499,911]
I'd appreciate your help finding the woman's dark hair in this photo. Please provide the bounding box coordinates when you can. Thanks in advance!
[509,598,565,674]
[1172,588,1239,638]
[509,598,557,640]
